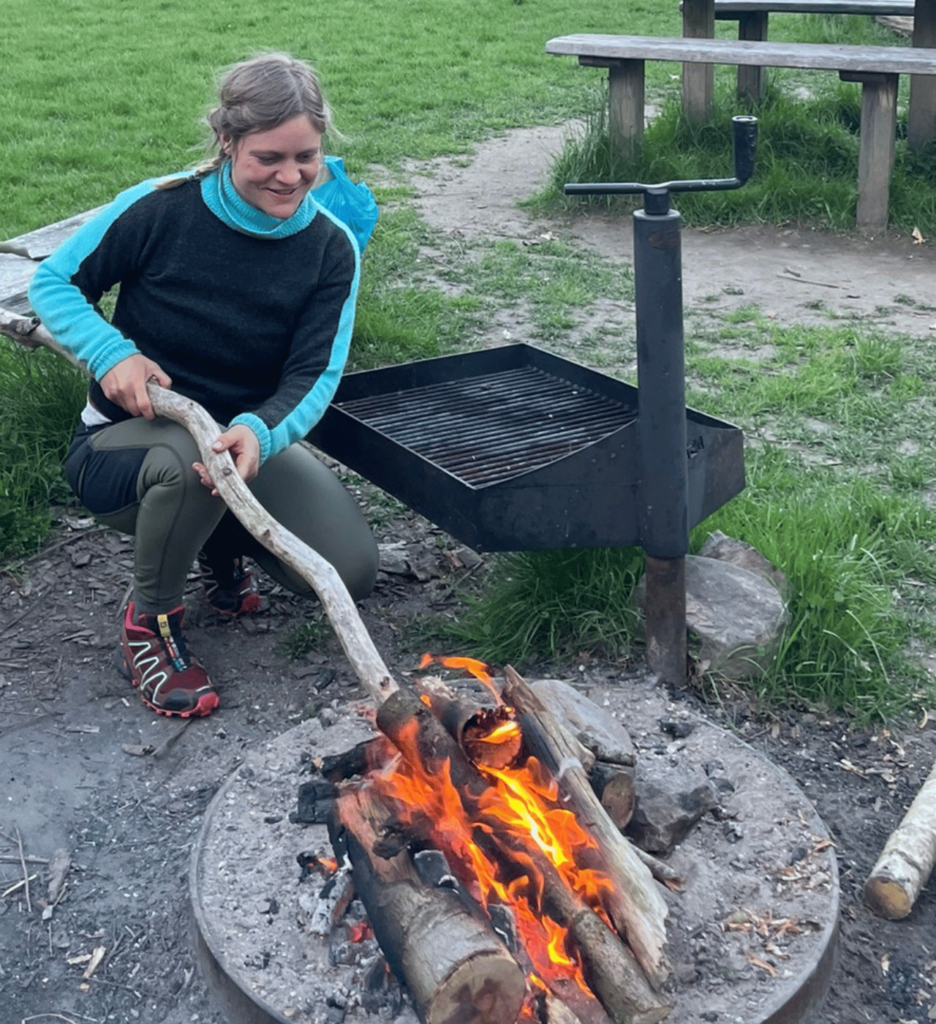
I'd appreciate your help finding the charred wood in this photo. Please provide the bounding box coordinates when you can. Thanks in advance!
[414,677,522,769]
[308,862,356,937]
[292,777,339,824]
[480,826,670,1024]
[317,737,393,783]
[589,761,637,830]
[374,686,670,1022]
[331,785,526,1024]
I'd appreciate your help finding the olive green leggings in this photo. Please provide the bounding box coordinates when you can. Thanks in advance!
[69,417,378,612]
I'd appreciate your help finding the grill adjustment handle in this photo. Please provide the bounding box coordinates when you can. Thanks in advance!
[563,115,758,201]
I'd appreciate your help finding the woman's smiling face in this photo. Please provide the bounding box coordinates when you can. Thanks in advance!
[224,114,323,219]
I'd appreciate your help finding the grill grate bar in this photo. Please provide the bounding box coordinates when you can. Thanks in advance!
[382,406,634,456]
[336,365,636,487]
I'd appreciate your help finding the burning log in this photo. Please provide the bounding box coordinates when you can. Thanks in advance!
[501,666,671,991]
[414,675,523,770]
[331,784,527,1024]
[318,737,395,782]
[371,686,671,1023]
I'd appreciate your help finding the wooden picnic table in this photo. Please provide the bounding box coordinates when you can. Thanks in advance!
[547,32,936,231]
[681,0,936,146]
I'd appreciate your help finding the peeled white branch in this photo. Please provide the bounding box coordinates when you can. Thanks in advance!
[864,756,936,919]
[0,306,398,707]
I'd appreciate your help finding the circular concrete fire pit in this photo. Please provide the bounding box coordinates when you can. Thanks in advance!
[190,676,839,1024]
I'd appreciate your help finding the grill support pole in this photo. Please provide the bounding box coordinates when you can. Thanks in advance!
[634,190,688,685]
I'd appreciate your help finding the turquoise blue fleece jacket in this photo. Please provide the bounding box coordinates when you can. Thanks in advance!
[27,165,361,465]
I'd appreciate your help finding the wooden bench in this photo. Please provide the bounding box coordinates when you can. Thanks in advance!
[706,0,935,145]
[0,208,105,314]
[546,33,936,232]
[713,1,913,98]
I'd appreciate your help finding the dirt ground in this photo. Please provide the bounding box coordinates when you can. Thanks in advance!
[3,126,936,1024]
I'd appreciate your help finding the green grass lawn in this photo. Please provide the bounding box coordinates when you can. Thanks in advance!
[4,0,936,721]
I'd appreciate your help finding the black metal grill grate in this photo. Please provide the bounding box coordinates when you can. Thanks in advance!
[334,365,637,487]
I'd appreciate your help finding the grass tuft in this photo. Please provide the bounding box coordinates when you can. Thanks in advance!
[544,87,936,235]
[0,341,86,561]
[447,547,645,665]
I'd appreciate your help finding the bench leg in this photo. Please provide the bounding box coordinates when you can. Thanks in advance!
[841,72,898,235]
[908,1,936,149]
[609,59,645,158]
[736,11,768,104]
[581,56,646,158]
[682,0,714,123]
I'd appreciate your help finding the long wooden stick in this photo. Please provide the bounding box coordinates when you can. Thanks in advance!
[502,666,671,991]
[0,306,398,707]
[864,755,936,919]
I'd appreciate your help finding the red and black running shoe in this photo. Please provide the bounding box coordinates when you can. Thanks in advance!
[117,602,219,718]
[198,555,262,618]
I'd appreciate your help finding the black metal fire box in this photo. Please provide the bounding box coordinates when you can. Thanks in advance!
[307,343,744,553]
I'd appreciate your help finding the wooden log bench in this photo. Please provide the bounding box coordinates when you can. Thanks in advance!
[0,207,105,313]
[545,33,936,232]
[707,0,935,145]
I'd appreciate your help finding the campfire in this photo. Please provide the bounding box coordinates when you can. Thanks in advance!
[311,657,673,1024]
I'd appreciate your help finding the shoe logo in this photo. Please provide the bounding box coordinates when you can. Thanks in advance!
[129,640,172,700]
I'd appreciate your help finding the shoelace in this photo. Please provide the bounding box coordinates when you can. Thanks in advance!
[152,612,192,672]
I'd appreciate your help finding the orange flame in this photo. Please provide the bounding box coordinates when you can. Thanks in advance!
[365,710,614,999]
[419,653,502,704]
[474,720,522,746]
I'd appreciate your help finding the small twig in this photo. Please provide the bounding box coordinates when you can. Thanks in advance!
[776,271,840,289]
[0,588,49,638]
[2,874,38,897]
[632,846,685,891]
[14,827,32,912]
[151,717,192,759]
[84,975,143,997]
[22,526,109,563]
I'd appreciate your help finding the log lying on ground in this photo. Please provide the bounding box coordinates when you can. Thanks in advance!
[331,784,527,1024]
[0,306,397,707]
[502,666,671,991]
[864,755,936,919]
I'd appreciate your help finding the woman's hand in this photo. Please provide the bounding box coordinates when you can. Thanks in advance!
[193,424,261,496]
[99,353,172,419]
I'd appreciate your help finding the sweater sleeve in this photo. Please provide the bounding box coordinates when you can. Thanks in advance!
[27,181,158,380]
[229,210,361,463]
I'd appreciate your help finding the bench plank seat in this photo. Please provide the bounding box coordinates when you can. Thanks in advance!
[714,1,913,17]
[0,207,105,314]
[547,34,936,74]
[546,33,936,231]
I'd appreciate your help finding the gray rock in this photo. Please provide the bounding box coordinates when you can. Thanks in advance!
[531,677,635,766]
[626,763,719,855]
[635,536,788,680]
[699,529,790,599]
[684,554,788,681]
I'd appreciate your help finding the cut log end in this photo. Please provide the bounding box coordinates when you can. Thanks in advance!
[862,875,913,920]
[427,952,527,1024]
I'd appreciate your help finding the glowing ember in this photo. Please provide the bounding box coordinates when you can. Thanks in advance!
[347,921,373,943]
